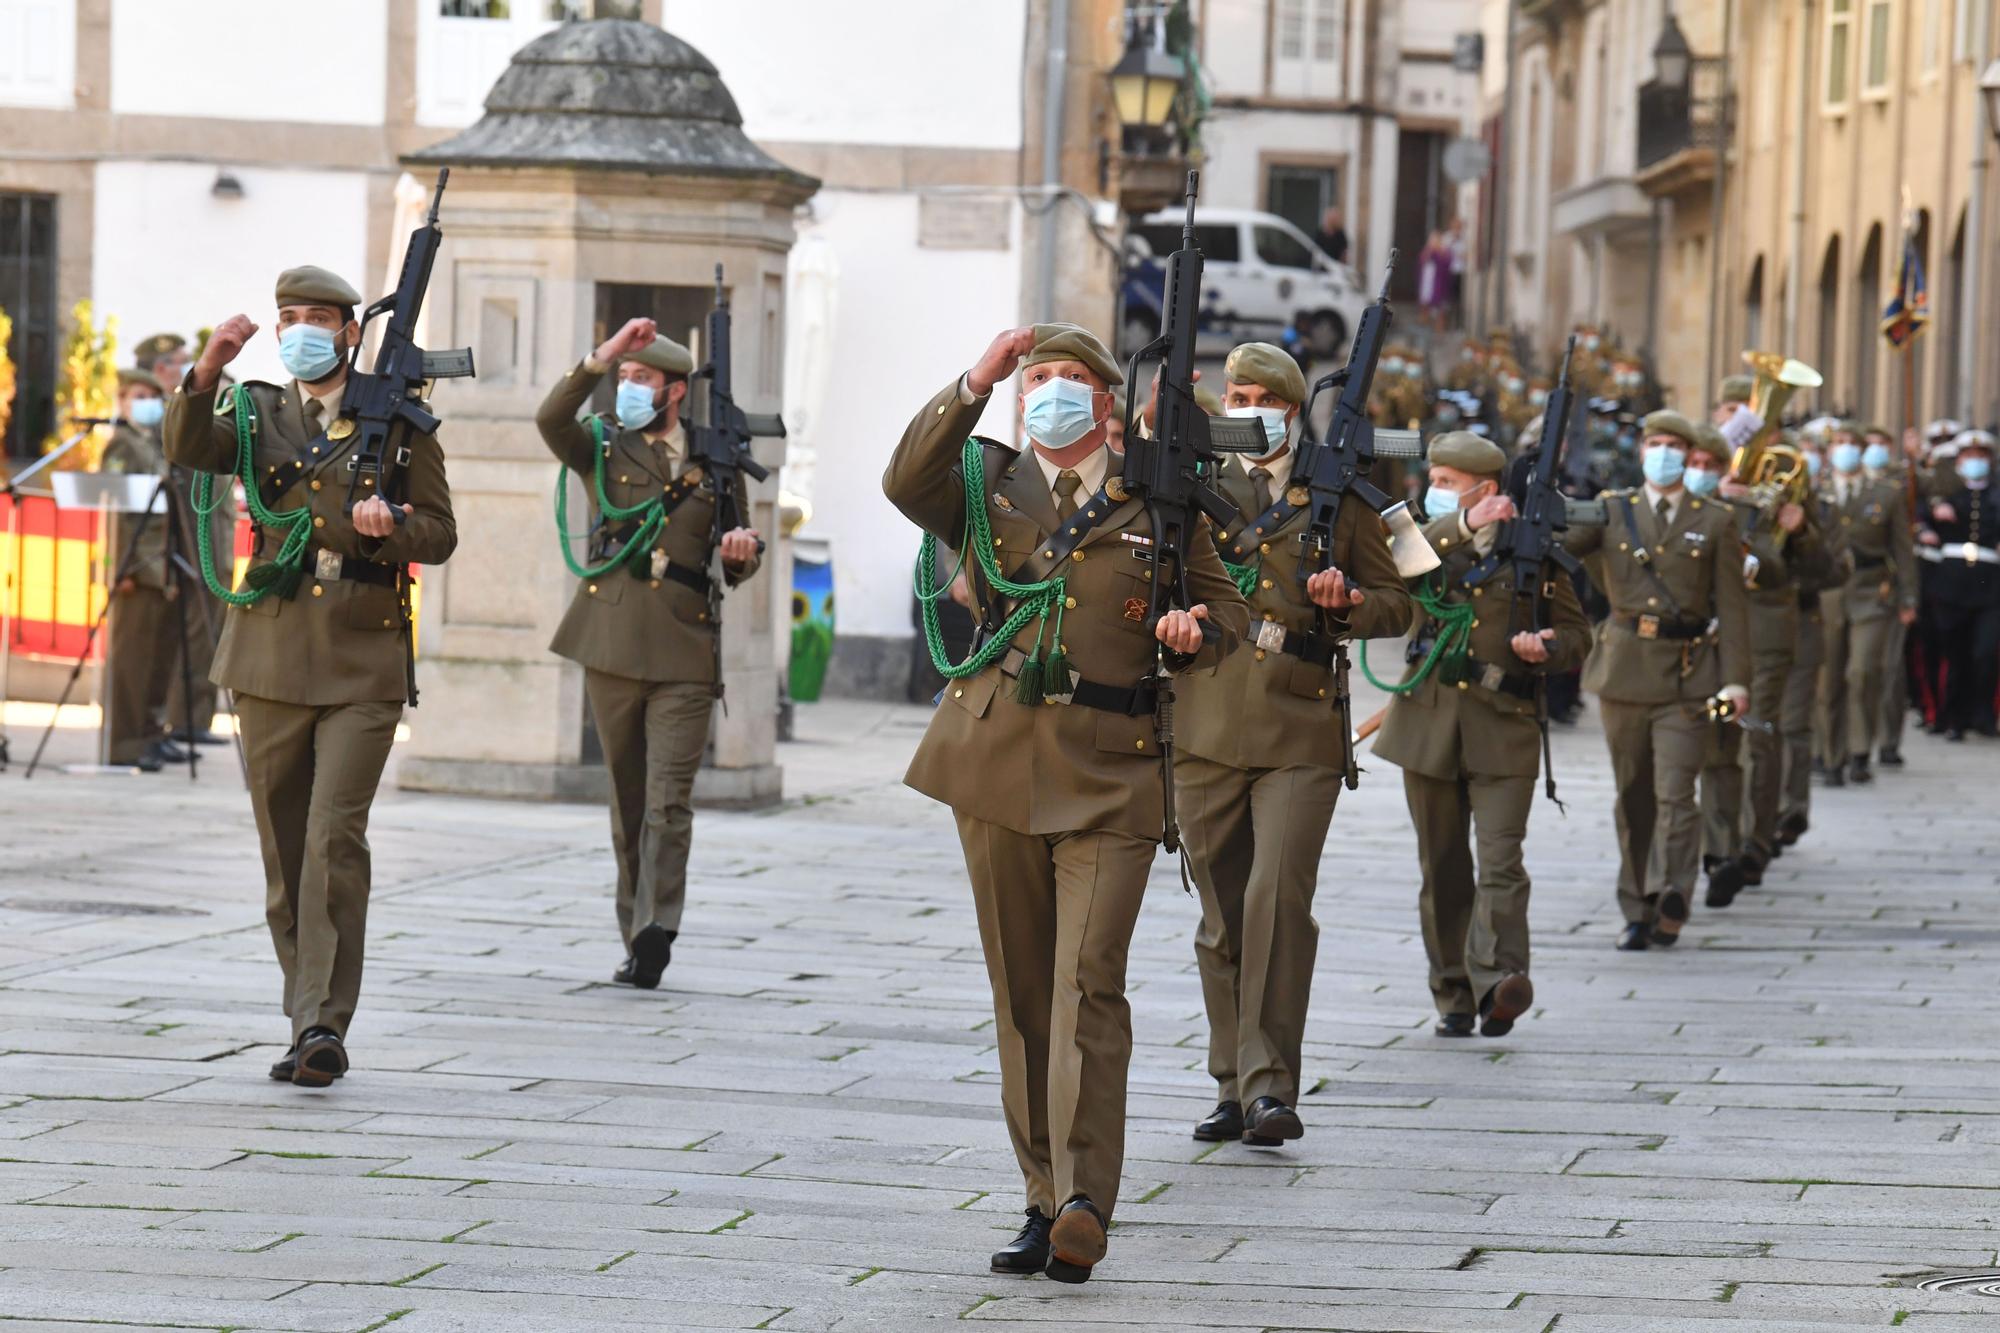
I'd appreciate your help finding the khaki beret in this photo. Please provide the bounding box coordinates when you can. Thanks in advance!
[1690,423,1730,462]
[1716,374,1753,404]
[1427,429,1506,476]
[1223,341,1306,405]
[1111,389,1128,421]
[1514,417,1544,452]
[1641,409,1701,448]
[274,265,361,310]
[117,368,161,392]
[132,333,186,366]
[1194,384,1224,415]
[623,334,694,376]
[1022,322,1123,386]
[1830,418,1863,438]
[1863,423,1891,439]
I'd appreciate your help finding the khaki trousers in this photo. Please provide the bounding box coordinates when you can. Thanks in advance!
[1698,721,1743,865]
[1403,767,1535,1018]
[166,583,224,735]
[1178,758,1341,1107]
[953,813,1154,1221]
[1741,615,1796,855]
[1819,595,1894,763]
[584,670,714,947]
[1598,699,1707,924]
[234,694,401,1042]
[1879,617,1910,752]
[106,586,172,764]
[1781,603,1824,822]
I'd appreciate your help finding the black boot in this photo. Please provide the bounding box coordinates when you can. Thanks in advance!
[989,1208,1051,1274]
[628,924,674,989]
[1847,754,1872,784]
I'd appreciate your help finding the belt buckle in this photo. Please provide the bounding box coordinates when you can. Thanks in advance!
[650,549,668,581]
[1255,621,1287,653]
[314,549,343,581]
[1477,662,1506,692]
[1636,614,1661,640]
[1965,542,1980,566]
[1044,673,1075,706]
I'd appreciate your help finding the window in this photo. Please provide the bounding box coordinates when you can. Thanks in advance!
[1825,0,1852,109]
[1277,0,1305,59]
[1265,164,1341,247]
[0,192,58,459]
[1922,0,1943,74]
[1193,225,1241,264]
[1272,0,1343,100]
[1854,225,1882,419]
[1254,225,1315,270]
[0,0,75,109]
[1744,258,1765,353]
[1862,0,1892,96]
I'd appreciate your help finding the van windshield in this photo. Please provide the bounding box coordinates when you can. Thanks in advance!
[1254,225,1316,271]
[1136,223,1240,263]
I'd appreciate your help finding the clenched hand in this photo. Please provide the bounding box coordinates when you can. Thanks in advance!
[1155,604,1210,655]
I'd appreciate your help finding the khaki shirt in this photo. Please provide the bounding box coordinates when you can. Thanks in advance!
[884,377,1249,840]
[1823,472,1917,616]
[99,423,170,590]
[162,374,456,706]
[538,361,761,685]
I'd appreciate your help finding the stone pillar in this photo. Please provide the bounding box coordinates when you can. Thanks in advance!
[392,20,817,809]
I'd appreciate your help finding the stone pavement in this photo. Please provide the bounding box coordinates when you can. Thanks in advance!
[0,686,1997,1332]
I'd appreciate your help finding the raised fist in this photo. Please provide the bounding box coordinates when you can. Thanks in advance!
[192,314,258,392]
[594,317,659,368]
[968,328,1037,398]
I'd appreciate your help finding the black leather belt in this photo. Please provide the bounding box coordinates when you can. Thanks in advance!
[1851,554,1887,572]
[1252,618,1339,666]
[1615,612,1712,641]
[998,647,1158,716]
[603,530,713,596]
[297,546,398,592]
[1408,639,1537,700]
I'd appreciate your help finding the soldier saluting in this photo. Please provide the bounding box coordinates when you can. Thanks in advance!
[164,266,457,1087]
[539,317,762,991]
[885,323,1246,1286]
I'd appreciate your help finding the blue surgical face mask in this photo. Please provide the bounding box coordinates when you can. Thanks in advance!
[1641,444,1686,487]
[615,380,661,430]
[128,397,164,428]
[1424,484,1463,518]
[1227,404,1289,450]
[1830,442,1862,474]
[278,323,342,382]
[1961,456,1992,482]
[1022,377,1100,449]
[1805,452,1823,479]
[1862,442,1892,471]
[1683,466,1720,497]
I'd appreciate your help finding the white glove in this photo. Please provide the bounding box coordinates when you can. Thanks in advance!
[1719,405,1764,450]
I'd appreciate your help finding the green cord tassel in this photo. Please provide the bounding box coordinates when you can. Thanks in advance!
[1222,558,1260,599]
[1042,599,1073,697]
[1013,654,1045,706]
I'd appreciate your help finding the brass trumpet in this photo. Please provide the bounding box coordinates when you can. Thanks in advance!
[1728,350,1821,540]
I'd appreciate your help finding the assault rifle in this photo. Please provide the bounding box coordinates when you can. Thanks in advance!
[336,166,476,705]
[1288,252,1438,789]
[685,264,782,701]
[1119,169,1268,852]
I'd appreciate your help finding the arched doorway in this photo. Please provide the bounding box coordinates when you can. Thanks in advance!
[1744,256,1765,353]
[1855,223,1883,422]
[1817,236,1842,413]
[1943,207,1966,418]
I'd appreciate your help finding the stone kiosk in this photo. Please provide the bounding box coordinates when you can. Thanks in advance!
[396,20,817,808]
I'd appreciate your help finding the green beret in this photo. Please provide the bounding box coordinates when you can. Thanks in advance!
[1641,409,1700,448]
[132,333,186,367]
[1427,429,1506,476]
[1690,423,1729,462]
[1022,322,1122,386]
[1716,375,1753,404]
[274,265,361,310]
[1223,341,1306,405]
[623,335,694,376]
[117,368,160,393]
[1194,384,1224,415]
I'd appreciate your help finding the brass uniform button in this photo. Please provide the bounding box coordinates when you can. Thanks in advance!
[953,688,964,698]
[310,480,321,491]
[1317,687,1326,698]
[1134,739,1145,750]
[312,516,325,528]
[1071,551,1085,563]
[1259,542,1271,554]
[311,585,324,598]
[1064,597,1076,609]
[1254,649,1267,661]
[1260,579,1273,590]
[382,619,393,628]
[1457,680,1468,690]
[588,583,598,594]
[650,579,662,588]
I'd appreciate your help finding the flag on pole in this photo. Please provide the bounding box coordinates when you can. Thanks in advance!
[1881,232,1929,348]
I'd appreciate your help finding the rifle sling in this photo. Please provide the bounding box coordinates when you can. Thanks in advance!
[1615,494,1692,624]
[1216,495,1303,562]
[974,483,1117,638]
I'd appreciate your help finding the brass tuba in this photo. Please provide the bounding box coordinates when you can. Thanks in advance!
[1730,350,1821,531]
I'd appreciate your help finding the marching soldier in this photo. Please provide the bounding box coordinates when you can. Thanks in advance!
[99,368,177,771]
[539,318,762,990]
[1817,422,1918,783]
[1565,410,1749,950]
[1776,438,1840,848]
[1374,431,1587,1036]
[1862,424,1917,766]
[1175,343,1411,1144]
[884,324,1246,1285]
[1919,431,2000,740]
[165,266,457,1088]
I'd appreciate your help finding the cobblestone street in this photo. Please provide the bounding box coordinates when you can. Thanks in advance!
[0,693,1996,1331]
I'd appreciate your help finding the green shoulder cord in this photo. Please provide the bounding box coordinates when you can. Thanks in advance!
[1357,570,1477,695]
[1220,555,1261,600]
[553,416,666,580]
[914,438,1071,704]
[190,389,313,605]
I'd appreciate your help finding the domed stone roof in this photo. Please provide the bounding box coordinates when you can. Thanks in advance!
[407,19,816,191]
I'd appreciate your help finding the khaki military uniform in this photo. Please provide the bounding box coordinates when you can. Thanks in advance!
[99,423,175,765]
[538,361,759,951]
[1375,515,1588,1016]
[165,374,456,1042]
[884,376,1247,1220]
[1175,458,1411,1108]
[1870,471,1918,756]
[165,468,237,737]
[1566,489,1750,927]
[1816,474,1917,765]
[1697,521,1795,865]
[1781,493,1847,829]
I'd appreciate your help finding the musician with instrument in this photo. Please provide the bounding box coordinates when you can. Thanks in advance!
[1374,430,1588,1037]
[539,311,765,991]
[164,263,458,1087]
[1175,341,1412,1145]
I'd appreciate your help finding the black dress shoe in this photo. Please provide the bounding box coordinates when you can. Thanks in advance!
[1616,923,1650,952]
[1947,727,1967,742]
[171,729,228,746]
[628,924,674,990]
[612,957,638,985]
[1819,762,1847,786]
[989,1207,1051,1274]
[1192,1100,1243,1141]
[1877,746,1904,767]
[1649,891,1688,946]
[1776,810,1809,847]
[151,738,192,764]
[293,1027,347,1088]
[1479,973,1533,1038]
[1847,755,1872,784]
[1241,1096,1304,1144]
[1434,1012,1476,1037]
[1045,1197,1106,1284]
[269,1045,342,1083]
[131,748,165,774]
[1705,857,1746,909]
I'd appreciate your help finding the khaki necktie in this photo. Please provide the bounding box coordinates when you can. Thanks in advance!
[1656,495,1672,528]
[304,398,324,436]
[1251,466,1275,515]
[1054,469,1082,521]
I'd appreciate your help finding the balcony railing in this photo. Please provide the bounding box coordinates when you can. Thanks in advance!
[1636,70,1729,172]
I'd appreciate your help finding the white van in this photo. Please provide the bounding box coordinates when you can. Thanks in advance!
[1128,207,1370,359]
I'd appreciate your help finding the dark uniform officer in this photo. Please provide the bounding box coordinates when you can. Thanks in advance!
[1919,431,2000,739]
[1175,342,1412,1145]
[538,318,762,989]
[99,368,175,770]
[165,265,457,1088]
[1565,410,1750,951]
[1375,431,1588,1037]
[884,323,1247,1284]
